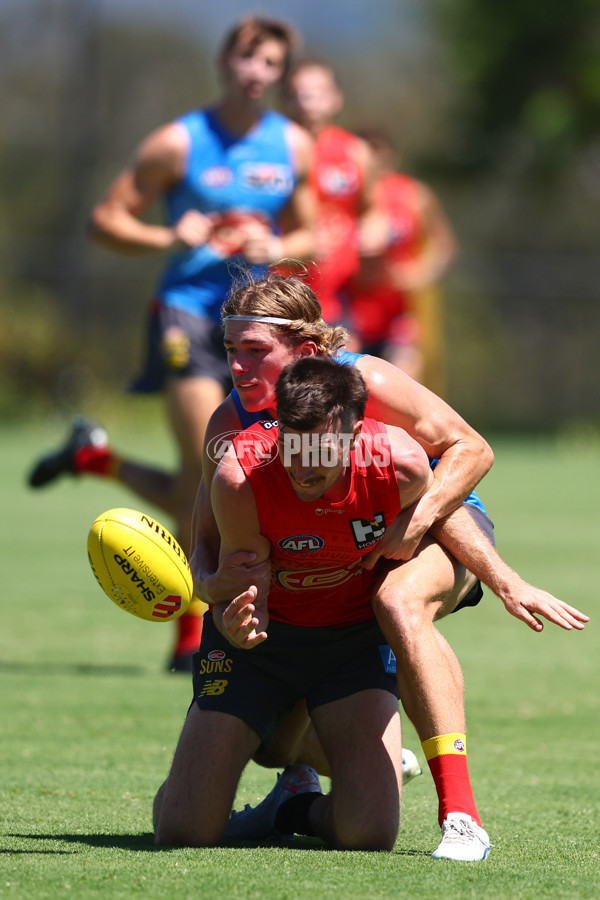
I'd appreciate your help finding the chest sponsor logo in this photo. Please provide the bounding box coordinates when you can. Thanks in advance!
[200,166,233,188]
[350,512,386,550]
[278,534,324,553]
[276,559,362,590]
[318,164,359,195]
[240,163,293,194]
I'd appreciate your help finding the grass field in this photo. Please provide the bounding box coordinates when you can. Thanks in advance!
[1,416,598,899]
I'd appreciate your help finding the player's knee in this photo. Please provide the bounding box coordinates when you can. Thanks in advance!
[154,817,220,848]
[372,586,429,635]
[153,783,223,848]
[335,817,398,852]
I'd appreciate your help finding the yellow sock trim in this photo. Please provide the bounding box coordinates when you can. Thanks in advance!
[421,733,467,761]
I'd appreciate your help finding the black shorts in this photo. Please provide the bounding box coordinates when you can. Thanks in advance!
[130,302,232,394]
[192,615,399,746]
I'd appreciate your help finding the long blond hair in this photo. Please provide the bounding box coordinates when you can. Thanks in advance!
[221,264,349,355]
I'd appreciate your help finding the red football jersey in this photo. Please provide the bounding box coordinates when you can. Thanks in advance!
[234,418,401,627]
[349,173,423,344]
[305,125,366,323]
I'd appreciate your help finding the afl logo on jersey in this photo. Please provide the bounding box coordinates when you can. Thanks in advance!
[278,534,324,553]
[201,166,233,188]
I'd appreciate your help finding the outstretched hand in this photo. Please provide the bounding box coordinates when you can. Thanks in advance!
[502,579,589,632]
[213,587,269,649]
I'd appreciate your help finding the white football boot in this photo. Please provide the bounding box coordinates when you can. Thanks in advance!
[431,812,491,861]
[401,748,423,785]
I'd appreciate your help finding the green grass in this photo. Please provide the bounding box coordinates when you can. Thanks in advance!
[1,420,598,898]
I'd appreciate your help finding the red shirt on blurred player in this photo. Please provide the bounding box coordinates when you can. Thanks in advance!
[285,60,386,324]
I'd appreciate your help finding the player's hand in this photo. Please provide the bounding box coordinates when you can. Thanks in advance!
[358,214,390,258]
[241,221,283,264]
[214,587,269,649]
[204,551,271,606]
[362,507,427,570]
[502,580,590,632]
[171,209,214,249]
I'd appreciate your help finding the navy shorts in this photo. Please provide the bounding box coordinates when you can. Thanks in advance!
[192,615,399,746]
[130,302,232,394]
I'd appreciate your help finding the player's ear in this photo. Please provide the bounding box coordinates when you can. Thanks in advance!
[297,340,318,358]
[350,419,363,448]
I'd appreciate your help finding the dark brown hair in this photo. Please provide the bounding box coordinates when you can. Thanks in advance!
[219,17,300,75]
[276,356,367,433]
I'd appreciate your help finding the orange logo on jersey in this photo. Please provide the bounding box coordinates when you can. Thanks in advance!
[276,559,362,591]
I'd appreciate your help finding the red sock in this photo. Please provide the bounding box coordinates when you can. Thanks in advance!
[422,733,480,826]
[73,444,121,478]
[174,607,204,657]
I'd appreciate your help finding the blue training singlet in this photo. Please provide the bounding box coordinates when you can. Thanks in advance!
[159,108,297,320]
[229,350,486,512]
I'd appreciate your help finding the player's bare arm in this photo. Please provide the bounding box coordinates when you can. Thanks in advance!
[428,505,589,632]
[355,138,389,258]
[189,397,270,606]
[357,353,494,559]
[361,424,433,565]
[89,122,213,254]
[210,446,272,648]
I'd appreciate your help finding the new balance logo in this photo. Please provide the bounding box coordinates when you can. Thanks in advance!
[198,679,228,697]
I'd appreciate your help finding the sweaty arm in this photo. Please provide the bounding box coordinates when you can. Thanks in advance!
[358,353,494,559]
[209,445,272,649]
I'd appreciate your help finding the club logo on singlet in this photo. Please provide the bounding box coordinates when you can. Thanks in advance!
[350,512,386,550]
[275,560,362,591]
[318,164,360,195]
[200,166,234,188]
[278,534,324,554]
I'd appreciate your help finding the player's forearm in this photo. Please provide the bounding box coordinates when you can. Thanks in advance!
[189,538,220,605]
[415,432,493,531]
[88,206,176,255]
[279,227,315,260]
[429,505,517,602]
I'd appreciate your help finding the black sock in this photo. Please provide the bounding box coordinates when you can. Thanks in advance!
[275,792,322,836]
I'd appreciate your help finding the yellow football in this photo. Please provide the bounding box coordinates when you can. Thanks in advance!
[87,508,192,622]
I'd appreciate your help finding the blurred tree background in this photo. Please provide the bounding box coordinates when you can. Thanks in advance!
[1,0,598,430]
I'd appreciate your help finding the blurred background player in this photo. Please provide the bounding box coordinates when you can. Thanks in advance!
[347,128,459,392]
[284,58,387,326]
[27,16,315,671]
